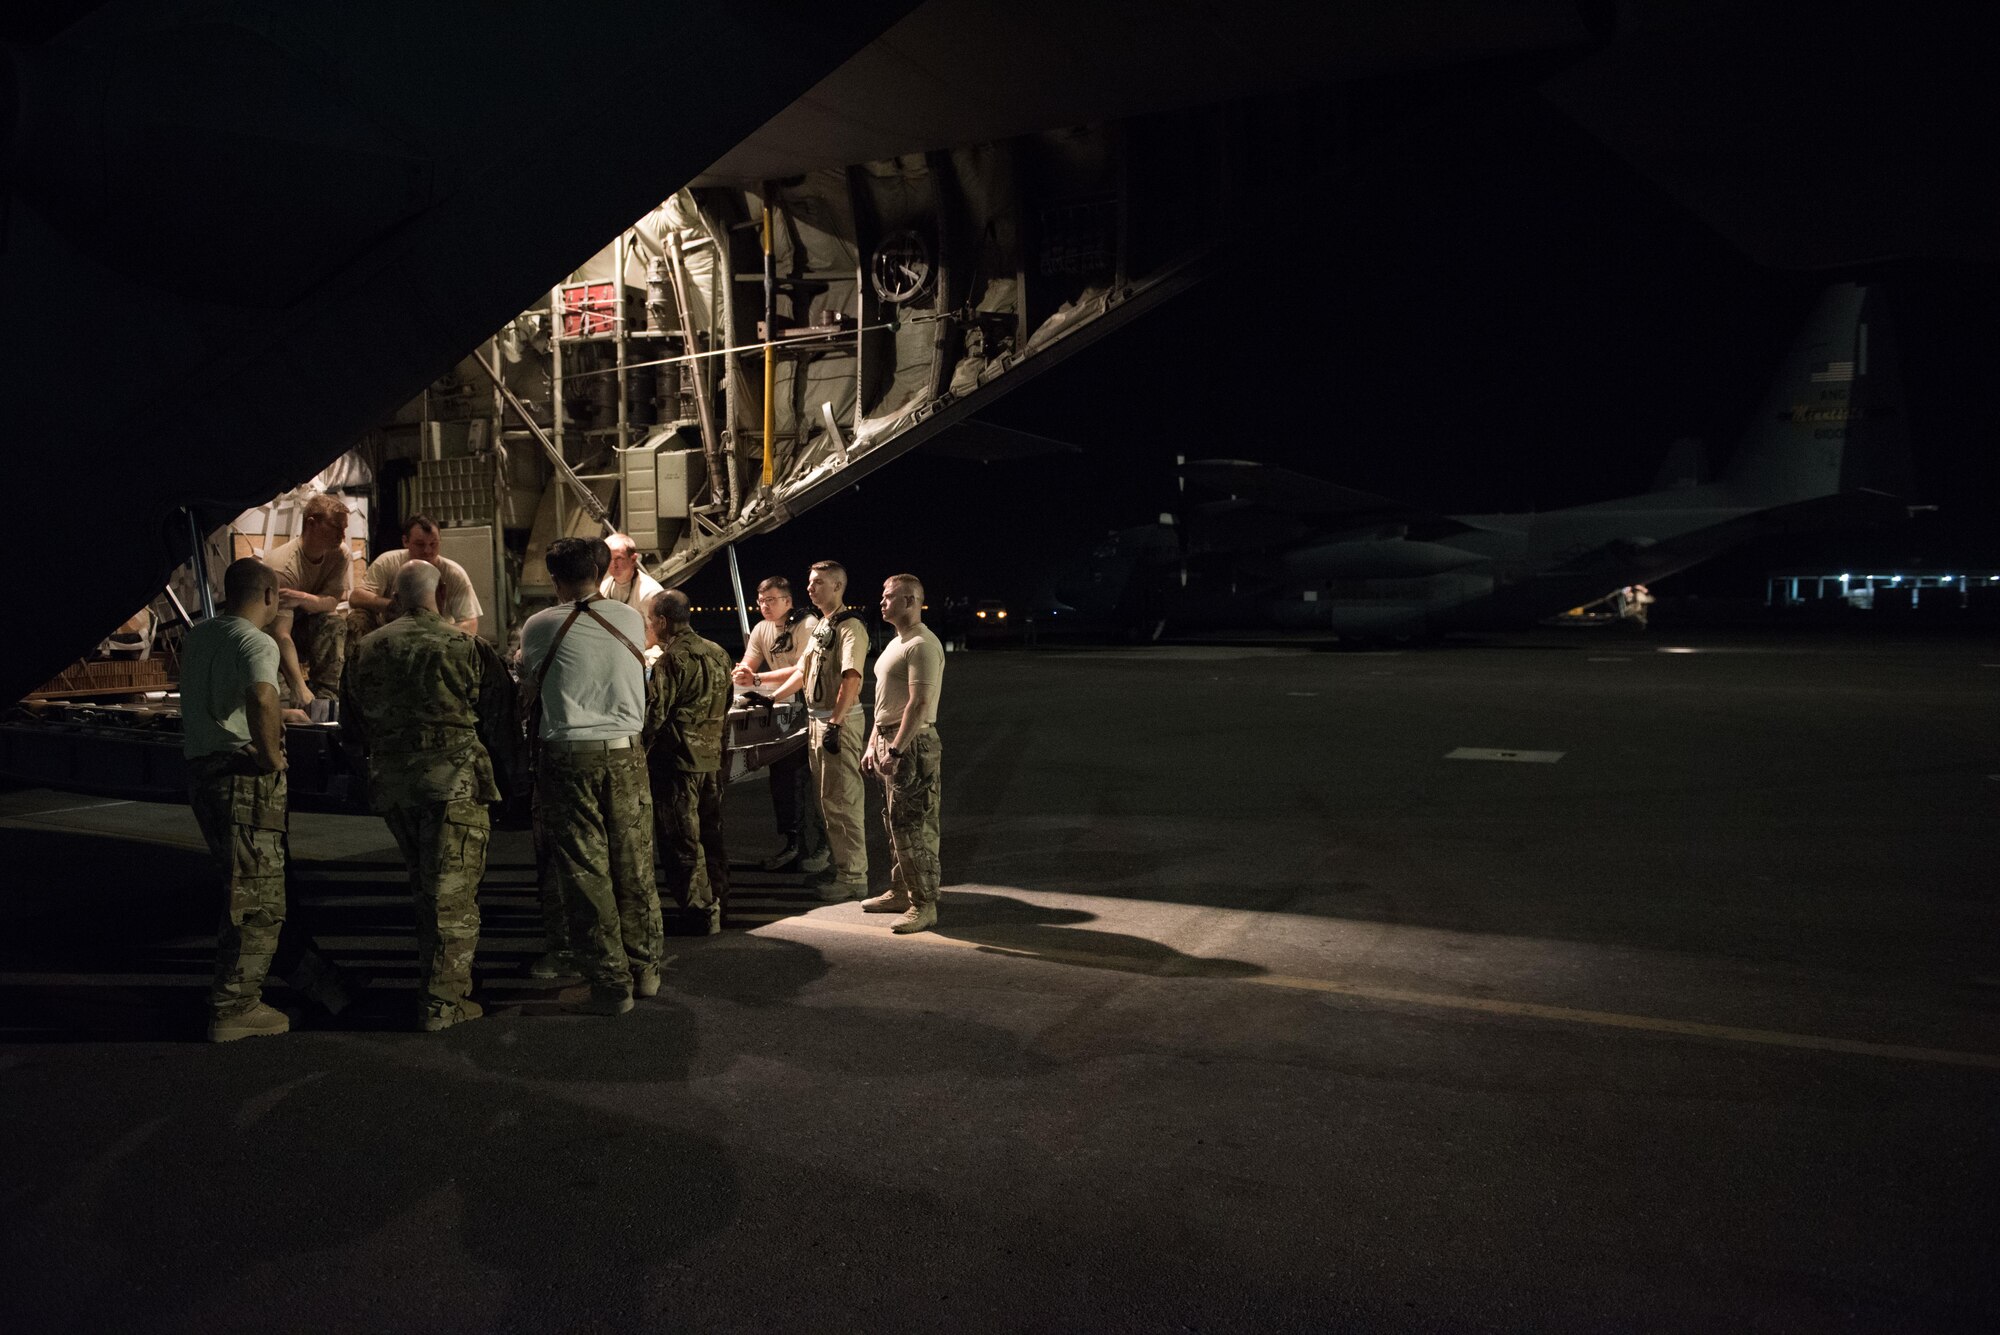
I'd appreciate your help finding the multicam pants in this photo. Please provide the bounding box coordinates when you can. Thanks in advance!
[881,727,942,906]
[654,767,727,912]
[298,610,348,694]
[809,714,868,883]
[189,761,288,1016]
[530,783,567,955]
[538,747,660,999]
[381,799,489,1017]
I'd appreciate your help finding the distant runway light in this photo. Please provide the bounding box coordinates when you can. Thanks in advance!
[1658,646,1699,654]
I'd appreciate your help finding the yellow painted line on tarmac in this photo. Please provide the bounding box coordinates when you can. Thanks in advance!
[780,916,2000,1071]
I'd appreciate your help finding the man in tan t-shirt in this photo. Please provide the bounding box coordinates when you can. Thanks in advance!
[349,514,483,637]
[862,573,945,933]
[261,491,352,704]
[733,574,825,872]
[762,560,870,899]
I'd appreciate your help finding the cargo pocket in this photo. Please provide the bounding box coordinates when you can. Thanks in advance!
[439,800,491,874]
[228,771,289,833]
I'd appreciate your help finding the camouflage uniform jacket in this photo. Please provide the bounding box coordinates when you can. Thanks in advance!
[342,609,507,811]
[645,629,733,773]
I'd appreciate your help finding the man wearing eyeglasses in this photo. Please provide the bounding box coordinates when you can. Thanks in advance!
[732,575,827,873]
[260,491,353,708]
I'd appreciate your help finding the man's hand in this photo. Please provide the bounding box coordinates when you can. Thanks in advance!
[278,587,315,610]
[731,664,758,688]
[293,683,315,708]
[280,707,313,726]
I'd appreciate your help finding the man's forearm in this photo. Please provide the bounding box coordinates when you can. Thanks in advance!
[275,633,310,701]
[247,686,286,773]
[766,668,804,702]
[890,684,933,753]
[350,587,391,612]
[830,672,861,724]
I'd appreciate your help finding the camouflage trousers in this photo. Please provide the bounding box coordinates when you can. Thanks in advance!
[297,609,348,695]
[809,714,868,882]
[653,767,727,912]
[530,784,567,955]
[189,761,288,1017]
[538,747,660,999]
[380,799,488,1018]
[880,727,942,906]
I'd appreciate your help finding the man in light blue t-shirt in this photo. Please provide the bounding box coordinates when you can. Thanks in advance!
[520,536,660,1015]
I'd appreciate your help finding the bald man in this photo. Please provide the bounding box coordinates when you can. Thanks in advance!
[342,561,513,1030]
[600,532,665,613]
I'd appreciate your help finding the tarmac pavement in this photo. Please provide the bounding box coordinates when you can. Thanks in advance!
[2,628,1997,1331]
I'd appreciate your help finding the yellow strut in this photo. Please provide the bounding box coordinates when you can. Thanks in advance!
[761,205,775,489]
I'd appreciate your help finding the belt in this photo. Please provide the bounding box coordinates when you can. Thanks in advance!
[544,735,637,753]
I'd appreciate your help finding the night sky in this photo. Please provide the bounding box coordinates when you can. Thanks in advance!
[688,76,1999,615]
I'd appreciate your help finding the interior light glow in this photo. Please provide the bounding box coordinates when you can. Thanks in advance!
[976,610,987,619]
[998,610,1008,619]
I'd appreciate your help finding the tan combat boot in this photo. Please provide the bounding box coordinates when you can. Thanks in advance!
[421,999,484,1033]
[891,902,938,934]
[633,968,662,999]
[861,889,911,914]
[208,1001,291,1043]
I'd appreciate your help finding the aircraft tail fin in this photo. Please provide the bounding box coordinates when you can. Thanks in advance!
[1722,282,1910,505]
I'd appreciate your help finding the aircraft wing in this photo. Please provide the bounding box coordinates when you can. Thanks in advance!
[1180,459,1479,537]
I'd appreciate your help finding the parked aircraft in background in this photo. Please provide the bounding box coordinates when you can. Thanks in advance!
[1043,284,1913,639]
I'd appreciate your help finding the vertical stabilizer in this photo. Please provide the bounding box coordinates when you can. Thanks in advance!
[1722,283,1908,504]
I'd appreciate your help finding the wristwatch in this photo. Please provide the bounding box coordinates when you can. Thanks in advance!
[887,745,903,759]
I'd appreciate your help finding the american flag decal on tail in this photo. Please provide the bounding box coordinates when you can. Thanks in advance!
[1810,360,1856,383]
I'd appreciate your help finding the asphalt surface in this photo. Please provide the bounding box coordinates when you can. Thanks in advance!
[2,628,1997,1332]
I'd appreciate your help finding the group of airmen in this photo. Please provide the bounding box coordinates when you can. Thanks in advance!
[178,498,945,1042]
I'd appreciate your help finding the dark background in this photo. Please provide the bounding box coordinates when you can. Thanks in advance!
[685,79,1998,616]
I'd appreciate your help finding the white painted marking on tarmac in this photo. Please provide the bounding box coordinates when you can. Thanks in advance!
[8,799,135,818]
[1445,748,1565,763]
[777,918,2000,1071]
[0,816,207,852]
[1285,691,1319,697]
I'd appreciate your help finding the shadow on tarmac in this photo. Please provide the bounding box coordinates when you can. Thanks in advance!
[0,1042,743,1330]
[934,891,1266,980]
